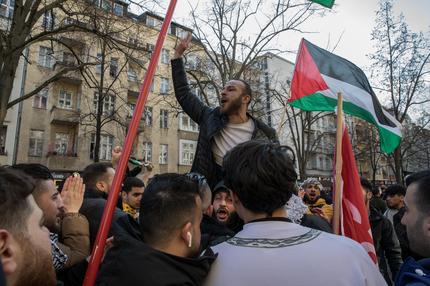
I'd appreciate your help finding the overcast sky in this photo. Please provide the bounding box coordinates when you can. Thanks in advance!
[164,0,430,71]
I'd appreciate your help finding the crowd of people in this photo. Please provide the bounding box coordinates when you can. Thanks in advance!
[0,34,429,286]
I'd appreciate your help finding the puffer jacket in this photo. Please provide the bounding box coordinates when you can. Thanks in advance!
[171,58,278,188]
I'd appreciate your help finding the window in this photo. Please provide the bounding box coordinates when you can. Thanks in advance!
[42,10,54,30]
[160,109,168,129]
[179,113,198,132]
[62,51,75,65]
[150,78,155,92]
[96,53,102,74]
[127,66,138,82]
[185,54,198,69]
[38,46,54,68]
[146,43,154,56]
[93,93,115,115]
[144,107,153,126]
[161,49,170,64]
[159,144,168,164]
[179,139,197,166]
[113,3,123,16]
[127,103,135,117]
[160,77,169,94]
[0,0,14,18]
[58,90,72,109]
[102,0,111,12]
[0,126,7,155]
[142,142,152,162]
[55,133,69,155]
[146,16,161,28]
[29,130,44,157]
[90,134,114,160]
[110,58,118,77]
[33,88,48,109]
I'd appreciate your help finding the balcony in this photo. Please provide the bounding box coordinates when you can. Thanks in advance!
[50,106,80,126]
[54,62,82,85]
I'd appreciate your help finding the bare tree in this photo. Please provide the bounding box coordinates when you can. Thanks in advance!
[0,0,156,127]
[180,0,324,113]
[369,0,430,182]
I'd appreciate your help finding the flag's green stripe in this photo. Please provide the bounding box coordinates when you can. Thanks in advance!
[309,0,335,8]
[289,93,401,153]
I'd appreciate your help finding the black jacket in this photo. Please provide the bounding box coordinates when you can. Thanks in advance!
[96,214,216,286]
[171,58,278,188]
[80,188,125,247]
[369,207,403,284]
[200,214,235,249]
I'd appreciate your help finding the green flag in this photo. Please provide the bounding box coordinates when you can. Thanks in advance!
[309,0,335,8]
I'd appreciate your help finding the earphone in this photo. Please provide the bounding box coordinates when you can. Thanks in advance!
[187,232,192,248]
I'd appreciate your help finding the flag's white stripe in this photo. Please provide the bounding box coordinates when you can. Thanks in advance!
[320,75,402,136]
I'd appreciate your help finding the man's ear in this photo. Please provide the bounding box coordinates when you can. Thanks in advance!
[96,181,106,192]
[180,222,193,247]
[242,94,251,105]
[121,191,127,201]
[0,230,18,275]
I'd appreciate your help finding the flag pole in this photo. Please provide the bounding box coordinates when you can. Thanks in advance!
[82,1,178,285]
[332,92,343,235]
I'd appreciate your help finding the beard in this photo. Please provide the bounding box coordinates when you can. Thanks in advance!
[14,235,56,286]
[220,96,242,115]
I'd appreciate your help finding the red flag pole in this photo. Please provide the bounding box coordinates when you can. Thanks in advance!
[332,92,343,234]
[83,1,178,285]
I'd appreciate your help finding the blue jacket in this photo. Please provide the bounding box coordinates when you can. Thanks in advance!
[395,257,430,286]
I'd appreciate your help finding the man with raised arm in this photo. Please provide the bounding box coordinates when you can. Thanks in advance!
[171,33,278,188]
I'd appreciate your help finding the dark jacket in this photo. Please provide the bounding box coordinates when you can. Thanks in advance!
[200,214,235,249]
[171,58,278,188]
[369,207,403,284]
[371,197,388,214]
[300,214,332,233]
[79,188,125,247]
[395,257,430,286]
[96,214,217,286]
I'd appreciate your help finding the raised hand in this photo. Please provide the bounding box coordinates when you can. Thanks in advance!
[61,175,85,214]
[111,146,122,168]
[174,32,192,59]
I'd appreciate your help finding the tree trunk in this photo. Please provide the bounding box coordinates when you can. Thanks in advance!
[0,51,22,127]
[393,146,402,183]
[93,42,106,162]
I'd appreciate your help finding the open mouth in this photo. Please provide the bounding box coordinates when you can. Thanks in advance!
[220,99,228,106]
[216,208,229,221]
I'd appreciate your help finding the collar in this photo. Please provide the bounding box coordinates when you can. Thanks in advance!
[122,202,138,219]
[248,217,292,224]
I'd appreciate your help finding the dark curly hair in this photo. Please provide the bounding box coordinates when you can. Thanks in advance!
[222,140,297,216]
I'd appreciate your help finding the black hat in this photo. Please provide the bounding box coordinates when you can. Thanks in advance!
[213,180,229,195]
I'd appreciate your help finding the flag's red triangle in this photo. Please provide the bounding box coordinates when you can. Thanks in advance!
[289,39,329,102]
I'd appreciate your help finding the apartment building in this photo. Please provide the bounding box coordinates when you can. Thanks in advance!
[4,1,201,179]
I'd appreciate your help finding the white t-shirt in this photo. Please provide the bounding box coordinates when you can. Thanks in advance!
[212,119,255,166]
[204,221,387,286]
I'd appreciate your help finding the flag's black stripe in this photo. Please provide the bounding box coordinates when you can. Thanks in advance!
[304,39,397,128]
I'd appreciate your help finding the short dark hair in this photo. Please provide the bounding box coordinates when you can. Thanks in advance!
[122,177,145,194]
[360,178,373,193]
[405,170,430,215]
[223,141,297,215]
[385,184,406,197]
[82,162,113,190]
[11,163,54,181]
[234,79,252,103]
[139,173,200,244]
[0,167,35,234]
[11,163,54,195]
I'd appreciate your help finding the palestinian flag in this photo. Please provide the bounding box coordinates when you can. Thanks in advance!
[288,39,402,153]
[309,0,335,8]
